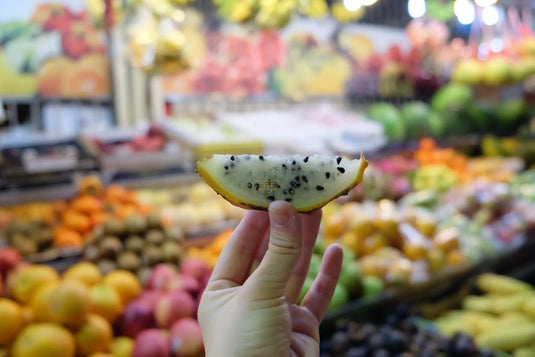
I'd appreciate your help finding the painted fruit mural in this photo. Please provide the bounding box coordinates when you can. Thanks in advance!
[0,1,109,98]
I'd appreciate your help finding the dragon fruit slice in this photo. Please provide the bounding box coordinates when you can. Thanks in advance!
[195,154,368,213]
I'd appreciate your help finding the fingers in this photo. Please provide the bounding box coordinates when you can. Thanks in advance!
[301,244,343,322]
[285,209,323,304]
[209,210,269,287]
[248,201,302,298]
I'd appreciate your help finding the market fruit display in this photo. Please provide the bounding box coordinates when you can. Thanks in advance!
[322,304,494,357]
[432,274,535,355]
[0,261,142,356]
[196,153,368,213]
[82,213,185,281]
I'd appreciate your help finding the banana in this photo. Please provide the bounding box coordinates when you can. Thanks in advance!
[477,325,535,352]
[477,274,533,295]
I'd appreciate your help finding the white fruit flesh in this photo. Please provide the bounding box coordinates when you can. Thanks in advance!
[195,154,368,213]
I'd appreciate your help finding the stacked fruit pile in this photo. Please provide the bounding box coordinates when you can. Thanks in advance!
[322,304,494,357]
[82,213,185,285]
[434,274,535,355]
[0,261,141,357]
[187,229,231,269]
[138,182,245,234]
[119,261,209,357]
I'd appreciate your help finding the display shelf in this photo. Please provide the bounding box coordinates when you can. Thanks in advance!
[0,183,76,206]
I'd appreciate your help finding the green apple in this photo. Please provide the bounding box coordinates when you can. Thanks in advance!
[362,275,384,297]
[328,283,349,311]
[339,261,363,296]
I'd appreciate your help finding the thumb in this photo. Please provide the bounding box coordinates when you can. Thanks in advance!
[248,201,302,299]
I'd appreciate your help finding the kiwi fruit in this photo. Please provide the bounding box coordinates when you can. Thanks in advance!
[98,236,123,259]
[84,246,100,262]
[117,252,141,272]
[146,229,165,246]
[144,245,164,266]
[164,226,184,243]
[103,218,126,236]
[125,236,146,254]
[162,241,184,264]
[97,260,117,275]
[125,214,148,234]
[146,213,164,229]
[13,238,38,256]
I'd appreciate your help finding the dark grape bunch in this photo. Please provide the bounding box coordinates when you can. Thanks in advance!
[320,305,495,357]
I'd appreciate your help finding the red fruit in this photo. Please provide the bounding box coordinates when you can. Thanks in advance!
[387,45,403,62]
[155,291,195,329]
[146,265,177,291]
[61,21,97,58]
[179,258,211,283]
[139,291,164,309]
[31,3,73,32]
[133,329,169,357]
[119,300,156,338]
[180,275,201,297]
[0,248,21,277]
[169,318,204,357]
[147,125,164,138]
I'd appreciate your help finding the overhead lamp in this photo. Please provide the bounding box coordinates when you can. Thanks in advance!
[454,0,475,25]
[361,0,378,5]
[343,0,362,11]
[482,5,499,26]
[408,0,426,18]
[475,0,497,7]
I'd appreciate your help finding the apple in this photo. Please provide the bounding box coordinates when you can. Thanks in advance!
[155,291,195,329]
[146,265,177,291]
[139,291,164,310]
[0,248,21,277]
[180,275,201,297]
[169,318,204,357]
[179,258,211,283]
[133,329,169,357]
[119,300,156,338]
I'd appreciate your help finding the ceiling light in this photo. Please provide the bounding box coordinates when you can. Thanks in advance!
[343,0,362,11]
[454,0,475,25]
[408,0,426,18]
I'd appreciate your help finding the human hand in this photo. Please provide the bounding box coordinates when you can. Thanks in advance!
[198,201,344,357]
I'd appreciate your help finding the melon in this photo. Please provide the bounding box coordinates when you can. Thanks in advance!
[195,154,368,213]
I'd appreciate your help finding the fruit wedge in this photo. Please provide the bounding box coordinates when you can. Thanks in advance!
[195,154,368,213]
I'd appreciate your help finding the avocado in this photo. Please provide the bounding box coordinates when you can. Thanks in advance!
[125,214,148,234]
[117,252,141,272]
[103,218,126,236]
[125,236,146,254]
[144,245,164,266]
[146,229,165,246]
[98,236,123,259]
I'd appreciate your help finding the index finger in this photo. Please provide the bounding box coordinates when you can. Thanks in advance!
[208,210,269,288]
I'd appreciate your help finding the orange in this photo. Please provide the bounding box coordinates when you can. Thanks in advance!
[75,314,113,357]
[48,280,89,329]
[0,298,24,345]
[11,323,75,357]
[89,284,123,324]
[63,262,102,287]
[30,281,60,322]
[102,270,141,305]
[13,265,59,304]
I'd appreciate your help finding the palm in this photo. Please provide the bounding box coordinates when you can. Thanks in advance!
[198,204,343,357]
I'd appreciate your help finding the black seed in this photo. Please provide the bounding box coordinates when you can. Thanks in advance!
[325,172,330,179]
[259,155,264,160]
[302,176,308,183]
[295,176,300,181]
[291,160,296,165]
[247,183,252,188]
[337,167,345,173]
[304,156,309,163]
[224,165,229,170]
[255,183,260,190]
[283,190,287,195]
[296,183,301,188]
[285,198,292,202]
[282,164,287,169]
[316,185,324,191]
[289,188,294,195]
[336,156,342,164]
[267,196,275,201]
[290,181,298,188]
[276,184,281,188]
[230,155,235,161]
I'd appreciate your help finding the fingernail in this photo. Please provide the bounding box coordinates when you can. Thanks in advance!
[269,201,290,227]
